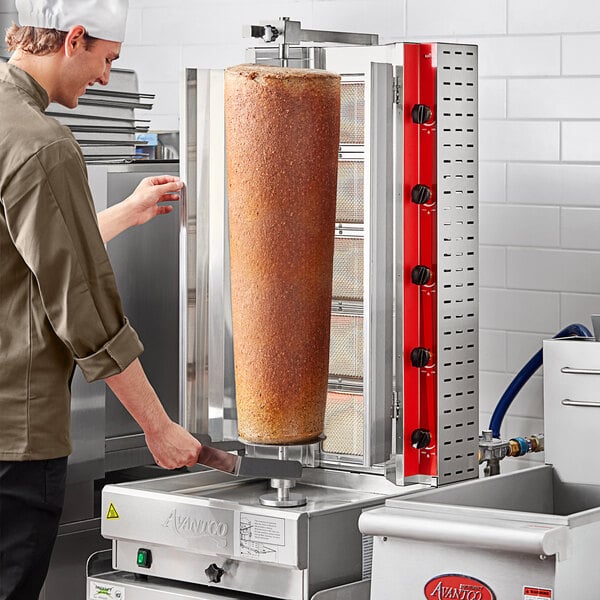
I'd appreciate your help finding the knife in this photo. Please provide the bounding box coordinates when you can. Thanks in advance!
[197,444,303,480]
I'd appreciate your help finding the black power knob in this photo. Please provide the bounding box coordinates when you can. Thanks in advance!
[412,104,432,124]
[410,347,431,368]
[205,563,225,583]
[411,184,432,205]
[411,428,432,449]
[411,265,432,286]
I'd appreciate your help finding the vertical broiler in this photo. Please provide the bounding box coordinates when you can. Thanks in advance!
[88,22,479,600]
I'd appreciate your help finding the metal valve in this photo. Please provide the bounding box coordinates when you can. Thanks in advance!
[205,563,225,583]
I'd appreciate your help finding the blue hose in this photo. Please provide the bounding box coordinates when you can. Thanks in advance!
[488,323,593,438]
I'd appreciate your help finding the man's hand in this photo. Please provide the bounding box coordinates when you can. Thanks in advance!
[105,359,200,470]
[97,175,184,243]
[146,421,202,470]
[124,175,183,227]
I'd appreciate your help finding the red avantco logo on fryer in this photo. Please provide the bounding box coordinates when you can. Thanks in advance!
[424,574,496,600]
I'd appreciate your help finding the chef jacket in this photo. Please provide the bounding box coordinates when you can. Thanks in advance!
[0,62,144,461]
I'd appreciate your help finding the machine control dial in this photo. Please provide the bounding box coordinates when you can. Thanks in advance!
[205,563,225,583]
[410,347,431,368]
[411,184,432,205]
[411,428,432,449]
[411,104,432,124]
[411,265,432,285]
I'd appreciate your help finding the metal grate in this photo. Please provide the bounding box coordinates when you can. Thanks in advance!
[436,44,479,485]
[336,160,365,223]
[323,391,364,455]
[329,314,364,378]
[361,534,374,579]
[332,236,364,301]
[340,82,365,145]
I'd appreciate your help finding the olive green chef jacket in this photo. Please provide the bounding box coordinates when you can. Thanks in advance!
[0,62,144,461]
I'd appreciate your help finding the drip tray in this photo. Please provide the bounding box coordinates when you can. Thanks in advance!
[180,479,383,513]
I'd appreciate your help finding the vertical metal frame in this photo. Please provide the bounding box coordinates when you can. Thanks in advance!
[363,62,394,467]
[179,68,199,431]
[206,70,235,441]
[180,69,224,438]
[435,44,479,485]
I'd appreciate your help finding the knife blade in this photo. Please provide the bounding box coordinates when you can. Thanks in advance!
[197,444,303,480]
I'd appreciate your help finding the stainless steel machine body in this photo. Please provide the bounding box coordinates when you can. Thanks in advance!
[360,337,600,600]
[88,33,480,600]
[90,470,408,600]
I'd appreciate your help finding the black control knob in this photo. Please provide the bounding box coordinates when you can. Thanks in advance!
[412,104,432,124]
[205,563,225,583]
[411,265,432,286]
[411,428,432,449]
[411,184,432,205]
[410,347,431,368]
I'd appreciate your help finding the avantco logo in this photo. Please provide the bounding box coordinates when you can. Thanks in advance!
[162,509,229,548]
[424,574,496,600]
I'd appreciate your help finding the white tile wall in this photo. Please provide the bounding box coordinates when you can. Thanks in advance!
[480,121,560,162]
[480,204,560,247]
[507,248,600,294]
[562,122,600,162]
[406,0,506,36]
[479,162,506,204]
[508,0,600,34]
[479,246,506,288]
[562,34,600,75]
[479,288,560,333]
[507,163,600,206]
[8,0,600,457]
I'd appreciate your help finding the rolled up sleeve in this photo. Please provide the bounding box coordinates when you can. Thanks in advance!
[2,138,143,382]
[75,317,143,382]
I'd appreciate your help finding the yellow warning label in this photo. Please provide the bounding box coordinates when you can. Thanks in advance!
[106,503,120,519]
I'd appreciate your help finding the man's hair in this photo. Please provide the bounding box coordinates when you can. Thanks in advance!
[5,24,96,55]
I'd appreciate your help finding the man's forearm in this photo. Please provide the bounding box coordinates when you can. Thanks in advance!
[97,200,137,244]
[104,358,170,434]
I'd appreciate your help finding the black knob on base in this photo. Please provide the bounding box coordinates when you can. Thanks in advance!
[410,347,431,368]
[205,563,225,583]
[411,428,432,449]
[412,104,432,124]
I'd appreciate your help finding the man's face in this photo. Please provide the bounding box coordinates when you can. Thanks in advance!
[58,37,121,108]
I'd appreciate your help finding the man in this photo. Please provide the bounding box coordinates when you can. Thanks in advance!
[0,0,201,597]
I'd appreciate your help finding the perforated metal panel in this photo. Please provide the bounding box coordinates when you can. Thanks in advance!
[323,391,364,455]
[336,160,364,223]
[329,314,364,378]
[340,82,365,144]
[332,235,364,301]
[435,44,479,485]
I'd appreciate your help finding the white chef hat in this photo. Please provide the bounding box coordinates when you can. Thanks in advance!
[16,0,129,43]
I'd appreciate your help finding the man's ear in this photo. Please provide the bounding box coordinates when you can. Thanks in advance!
[64,25,87,57]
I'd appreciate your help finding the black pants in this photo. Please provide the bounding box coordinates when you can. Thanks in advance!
[0,458,67,600]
